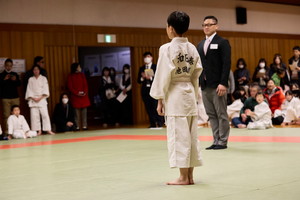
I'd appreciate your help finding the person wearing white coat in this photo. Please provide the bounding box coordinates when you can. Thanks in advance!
[246,92,272,129]
[150,11,203,185]
[7,105,37,139]
[279,90,300,126]
[25,65,54,135]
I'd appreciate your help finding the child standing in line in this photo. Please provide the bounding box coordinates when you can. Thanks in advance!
[246,92,272,130]
[150,11,203,185]
[7,105,37,139]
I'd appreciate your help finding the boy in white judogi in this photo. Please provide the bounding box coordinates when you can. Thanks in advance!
[25,65,54,135]
[227,90,244,121]
[246,92,272,129]
[7,105,37,139]
[150,11,203,185]
[279,90,300,126]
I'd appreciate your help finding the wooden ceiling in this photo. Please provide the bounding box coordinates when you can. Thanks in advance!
[246,0,300,6]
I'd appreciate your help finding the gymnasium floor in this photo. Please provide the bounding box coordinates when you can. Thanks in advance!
[0,127,300,200]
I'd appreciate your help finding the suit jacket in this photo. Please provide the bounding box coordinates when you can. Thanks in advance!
[197,34,231,90]
[137,64,157,93]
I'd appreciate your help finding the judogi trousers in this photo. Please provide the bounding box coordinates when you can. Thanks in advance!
[166,116,203,168]
[12,130,37,139]
[30,106,52,131]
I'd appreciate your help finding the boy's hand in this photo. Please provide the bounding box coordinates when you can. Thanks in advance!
[157,99,164,116]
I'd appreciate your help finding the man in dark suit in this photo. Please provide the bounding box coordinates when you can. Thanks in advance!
[197,16,231,150]
[137,52,164,128]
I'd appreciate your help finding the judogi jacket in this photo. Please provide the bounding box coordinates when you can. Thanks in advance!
[25,75,49,107]
[150,37,202,116]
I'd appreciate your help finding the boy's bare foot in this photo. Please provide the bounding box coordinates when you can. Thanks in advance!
[37,131,42,135]
[189,178,194,185]
[166,178,189,185]
[237,124,246,128]
[47,131,55,135]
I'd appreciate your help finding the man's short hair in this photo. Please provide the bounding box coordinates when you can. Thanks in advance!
[203,16,218,24]
[292,46,300,51]
[143,52,152,57]
[167,11,190,35]
[4,58,13,65]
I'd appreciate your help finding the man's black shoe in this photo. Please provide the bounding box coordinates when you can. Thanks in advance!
[214,145,227,150]
[205,145,217,150]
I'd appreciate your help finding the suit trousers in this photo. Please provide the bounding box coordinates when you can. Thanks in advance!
[166,116,203,168]
[202,88,230,146]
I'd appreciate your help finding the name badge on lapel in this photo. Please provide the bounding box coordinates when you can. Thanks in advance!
[210,44,218,49]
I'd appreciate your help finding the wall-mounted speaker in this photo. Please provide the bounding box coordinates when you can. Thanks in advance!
[236,7,247,24]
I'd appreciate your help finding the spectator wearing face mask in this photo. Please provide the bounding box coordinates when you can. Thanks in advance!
[53,93,76,133]
[234,58,250,93]
[137,52,164,128]
[252,58,270,89]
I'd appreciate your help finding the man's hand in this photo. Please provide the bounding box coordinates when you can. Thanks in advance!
[157,99,164,116]
[216,84,227,96]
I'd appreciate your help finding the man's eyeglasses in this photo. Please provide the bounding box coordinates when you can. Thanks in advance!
[202,23,217,28]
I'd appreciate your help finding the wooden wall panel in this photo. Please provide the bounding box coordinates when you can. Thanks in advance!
[0,23,299,126]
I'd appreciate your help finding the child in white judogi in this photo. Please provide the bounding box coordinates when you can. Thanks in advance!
[280,90,300,126]
[150,11,203,185]
[7,105,37,139]
[246,92,272,129]
[227,90,244,121]
[25,65,54,135]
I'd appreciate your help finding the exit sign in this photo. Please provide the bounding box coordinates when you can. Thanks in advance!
[97,34,116,43]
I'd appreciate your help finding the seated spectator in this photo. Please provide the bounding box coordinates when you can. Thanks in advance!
[290,83,300,98]
[269,54,290,91]
[234,58,250,92]
[280,90,300,126]
[237,86,247,103]
[246,92,272,130]
[53,93,76,133]
[227,90,244,122]
[7,105,37,139]
[25,65,54,135]
[263,79,285,125]
[232,83,262,128]
[252,58,270,89]
[271,67,286,89]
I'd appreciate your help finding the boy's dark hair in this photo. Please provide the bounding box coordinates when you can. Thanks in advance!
[204,16,218,24]
[11,105,20,112]
[276,67,285,75]
[285,90,293,96]
[70,63,80,73]
[232,90,242,100]
[167,11,190,35]
[34,56,44,65]
[143,52,152,57]
[4,58,13,65]
[292,46,300,51]
[31,64,42,73]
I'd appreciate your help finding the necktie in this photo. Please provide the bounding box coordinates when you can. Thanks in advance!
[204,39,210,55]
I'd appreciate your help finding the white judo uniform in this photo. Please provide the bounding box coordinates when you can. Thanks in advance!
[25,75,52,131]
[282,97,300,123]
[7,115,37,139]
[150,37,203,168]
[227,99,244,120]
[247,101,272,129]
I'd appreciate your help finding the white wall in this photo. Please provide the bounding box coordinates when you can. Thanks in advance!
[0,0,299,35]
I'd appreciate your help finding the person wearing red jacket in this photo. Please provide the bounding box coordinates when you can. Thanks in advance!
[67,63,90,130]
[264,79,285,125]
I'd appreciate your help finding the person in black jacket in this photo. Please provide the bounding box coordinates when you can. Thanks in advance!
[197,16,231,150]
[288,46,300,86]
[137,52,164,128]
[53,93,76,133]
[0,58,21,136]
